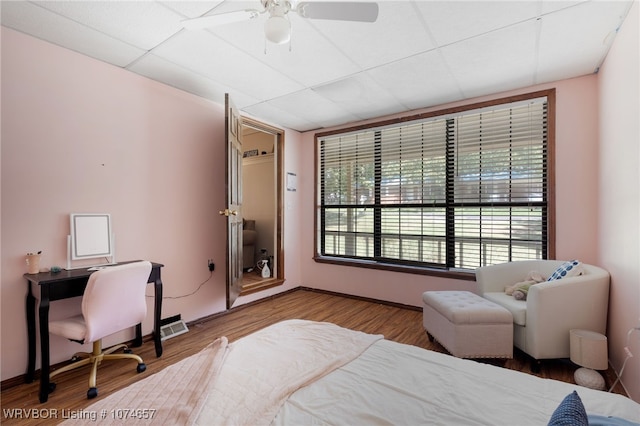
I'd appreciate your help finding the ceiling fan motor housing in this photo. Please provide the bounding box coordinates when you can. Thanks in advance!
[182,1,378,45]
[264,0,293,44]
[262,0,293,15]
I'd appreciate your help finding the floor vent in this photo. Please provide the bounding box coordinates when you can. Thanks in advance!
[159,320,189,341]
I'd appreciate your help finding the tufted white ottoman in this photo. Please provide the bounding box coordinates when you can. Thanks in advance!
[422,291,513,359]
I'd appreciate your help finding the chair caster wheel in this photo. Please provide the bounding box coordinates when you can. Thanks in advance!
[87,387,98,399]
[124,348,133,354]
[137,363,146,373]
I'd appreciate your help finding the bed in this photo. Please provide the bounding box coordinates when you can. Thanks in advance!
[62,320,640,425]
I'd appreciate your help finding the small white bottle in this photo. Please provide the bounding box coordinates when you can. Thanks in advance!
[261,260,271,278]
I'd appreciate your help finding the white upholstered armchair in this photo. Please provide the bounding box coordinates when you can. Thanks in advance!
[475,260,610,364]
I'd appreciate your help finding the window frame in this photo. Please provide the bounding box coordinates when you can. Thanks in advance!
[313,89,556,279]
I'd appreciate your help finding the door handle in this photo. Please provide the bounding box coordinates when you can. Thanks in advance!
[218,209,237,217]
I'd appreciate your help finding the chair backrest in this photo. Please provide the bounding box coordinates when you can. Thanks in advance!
[476,260,606,295]
[81,261,152,343]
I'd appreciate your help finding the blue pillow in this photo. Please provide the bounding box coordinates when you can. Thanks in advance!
[548,391,588,426]
[547,260,583,281]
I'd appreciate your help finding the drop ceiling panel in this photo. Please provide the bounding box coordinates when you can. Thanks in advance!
[540,1,585,15]
[128,53,226,105]
[209,14,361,88]
[1,0,635,132]
[415,1,541,47]
[304,1,437,70]
[440,20,538,98]
[32,1,185,51]
[366,49,463,110]
[266,89,360,127]
[150,29,304,101]
[312,73,407,120]
[243,102,320,132]
[191,0,269,49]
[159,1,225,20]
[1,1,146,67]
[189,0,260,15]
[536,0,631,82]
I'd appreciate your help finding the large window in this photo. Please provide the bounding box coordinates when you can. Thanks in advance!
[315,90,554,274]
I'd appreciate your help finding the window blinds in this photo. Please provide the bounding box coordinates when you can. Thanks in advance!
[318,96,548,270]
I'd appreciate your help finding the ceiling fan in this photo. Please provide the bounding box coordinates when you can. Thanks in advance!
[182,1,379,45]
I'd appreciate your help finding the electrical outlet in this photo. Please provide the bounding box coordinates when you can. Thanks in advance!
[208,259,215,272]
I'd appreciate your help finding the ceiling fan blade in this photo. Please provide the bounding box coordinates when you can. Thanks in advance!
[296,2,379,22]
[182,9,260,30]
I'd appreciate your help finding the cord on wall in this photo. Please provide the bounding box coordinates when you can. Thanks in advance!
[608,326,639,392]
[146,271,213,300]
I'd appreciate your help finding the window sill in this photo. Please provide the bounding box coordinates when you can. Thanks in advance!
[313,256,476,281]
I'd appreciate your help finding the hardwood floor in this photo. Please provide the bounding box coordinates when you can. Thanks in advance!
[0,288,627,425]
[240,268,274,293]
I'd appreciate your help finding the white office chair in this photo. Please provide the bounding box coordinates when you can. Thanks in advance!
[49,261,152,399]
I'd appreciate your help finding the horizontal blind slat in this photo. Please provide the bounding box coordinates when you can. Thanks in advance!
[318,96,548,268]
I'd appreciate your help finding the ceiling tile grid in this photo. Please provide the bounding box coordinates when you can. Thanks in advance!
[149,29,305,101]
[266,88,361,127]
[535,0,633,82]
[302,1,438,70]
[209,14,364,88]
[243,99,321,130]
[1,0,634,132]
[31,0,185,50]
[1,1,147,67]
[366,48,464,110]
[159,1,225,21]
[128,53,237,105]
[439,19,540,99]
[414,1,543,47]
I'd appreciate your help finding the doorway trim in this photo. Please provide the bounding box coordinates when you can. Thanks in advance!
[239,117,285,295]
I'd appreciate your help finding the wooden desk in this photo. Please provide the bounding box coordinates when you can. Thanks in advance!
[24,261,164,403]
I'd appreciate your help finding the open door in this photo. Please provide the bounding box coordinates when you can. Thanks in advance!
[221,94,243,309]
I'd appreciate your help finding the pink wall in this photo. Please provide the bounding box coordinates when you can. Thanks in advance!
[598,1,640,402]
[299,76,601,307]
[0,27,302,382]
[2,5,637,401]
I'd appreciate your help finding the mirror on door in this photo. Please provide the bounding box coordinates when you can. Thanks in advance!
[240,118,284,294]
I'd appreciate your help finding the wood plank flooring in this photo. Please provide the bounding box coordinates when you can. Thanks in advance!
[0,288,627,425]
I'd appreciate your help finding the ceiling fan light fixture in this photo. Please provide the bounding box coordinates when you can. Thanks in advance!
[264,15,291,44]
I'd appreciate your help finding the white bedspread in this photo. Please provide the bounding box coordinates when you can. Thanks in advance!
[196,320,382,425]
[62,336,229,425]
[274,339,640,425]
[67,320,639,425]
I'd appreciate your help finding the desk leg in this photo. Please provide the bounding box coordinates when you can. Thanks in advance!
[133,323,143,347]
[25,286,36,383]
[38,298,52,403]
[154,278,163,357]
